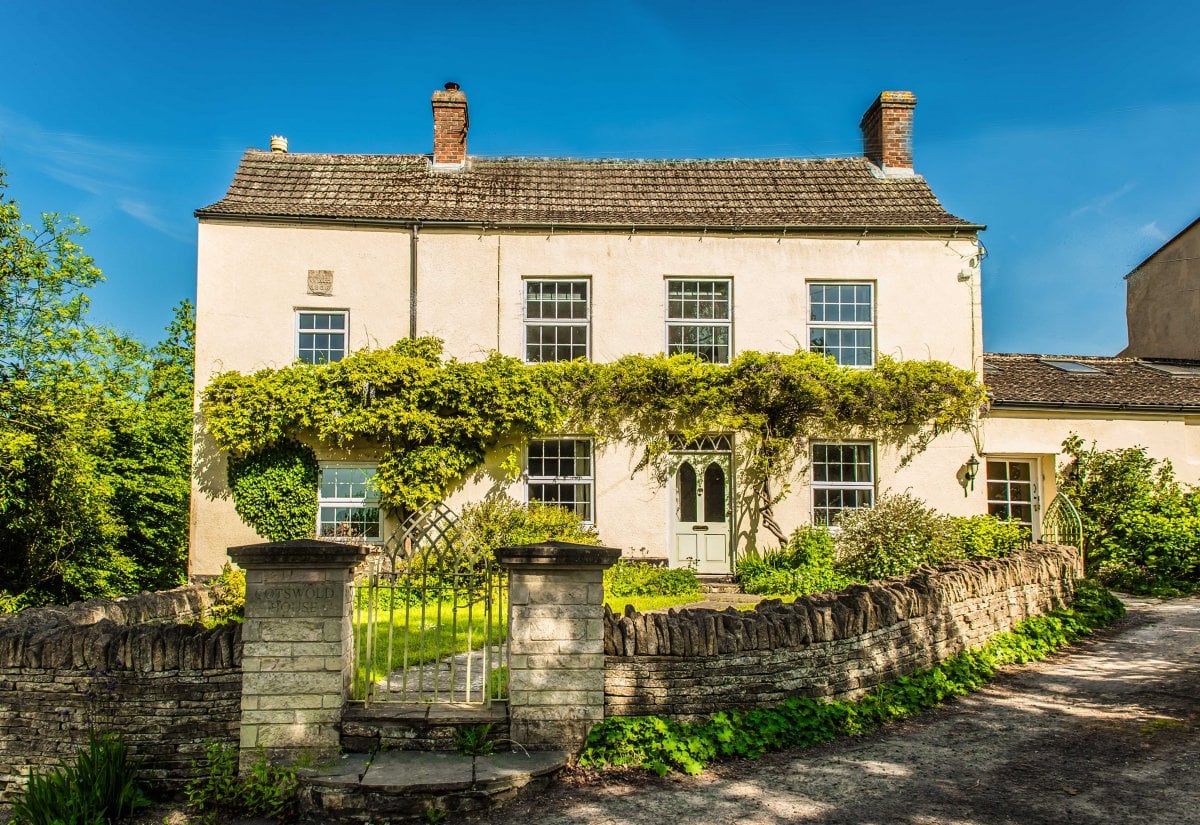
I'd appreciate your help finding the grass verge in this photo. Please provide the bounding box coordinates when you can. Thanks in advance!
[578,580,1124,776]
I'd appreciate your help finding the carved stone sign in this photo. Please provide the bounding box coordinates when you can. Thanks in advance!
[257,583,336,618]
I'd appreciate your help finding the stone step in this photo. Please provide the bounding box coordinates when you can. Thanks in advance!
[341,702,509,753]
[300,749,569,822]
[699,575,742,595]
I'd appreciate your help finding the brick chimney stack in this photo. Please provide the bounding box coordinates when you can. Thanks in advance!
[431,82,468,168]
[860,91,917,174]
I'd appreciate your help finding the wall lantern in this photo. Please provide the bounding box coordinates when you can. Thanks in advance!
[961,454,981,496]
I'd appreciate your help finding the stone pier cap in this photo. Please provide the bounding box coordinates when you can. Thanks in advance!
[496,541,621,569]
[228,538,370,568]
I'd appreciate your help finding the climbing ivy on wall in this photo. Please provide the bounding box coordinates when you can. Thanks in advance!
[226,440,319,541]
[202,338,985,542]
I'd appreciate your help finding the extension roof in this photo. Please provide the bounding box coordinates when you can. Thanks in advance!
[196,151,979,229]
[984,353,1200,412]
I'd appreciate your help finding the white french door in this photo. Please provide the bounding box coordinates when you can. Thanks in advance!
[986,458,1041,539]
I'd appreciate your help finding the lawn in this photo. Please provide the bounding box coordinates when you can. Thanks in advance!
[352,591,744,701]
[352,595,507,702]
[605,593,710,613]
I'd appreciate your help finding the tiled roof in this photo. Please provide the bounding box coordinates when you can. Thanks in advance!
[196,151,977,228]
[984,353,1200,411]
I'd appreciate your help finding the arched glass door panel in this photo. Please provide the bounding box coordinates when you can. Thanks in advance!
[677,462,698,523]
[703,462,726,523]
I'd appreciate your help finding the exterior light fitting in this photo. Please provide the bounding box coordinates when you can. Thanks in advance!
[962,454,981,495]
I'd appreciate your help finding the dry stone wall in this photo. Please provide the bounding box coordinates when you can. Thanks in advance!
[604,545,1078,719]
[0,590,241,800]
[0,585,220,630]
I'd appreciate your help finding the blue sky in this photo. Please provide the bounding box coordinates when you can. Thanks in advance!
[3,0,1198,353]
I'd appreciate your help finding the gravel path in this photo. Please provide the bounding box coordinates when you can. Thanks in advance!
[468,595,1200,825]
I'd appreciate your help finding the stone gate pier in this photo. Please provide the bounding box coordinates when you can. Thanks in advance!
[497,541,621,750]
[229,538,368,769]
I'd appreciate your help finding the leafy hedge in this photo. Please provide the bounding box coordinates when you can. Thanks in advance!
[449,496,600,557]
[736,501,1025,597]
[604,561,702,599]
[1060,436,1200,595]
[736,526,850,596]
[578,580,1123,776]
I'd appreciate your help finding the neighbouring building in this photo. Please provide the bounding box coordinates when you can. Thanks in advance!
[979,353,1200,531]
[189,83,1198,579]
[1121,217,1200,360]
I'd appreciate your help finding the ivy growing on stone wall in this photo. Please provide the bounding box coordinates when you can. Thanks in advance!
[202,338,985,542]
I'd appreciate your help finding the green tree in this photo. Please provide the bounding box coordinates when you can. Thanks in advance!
[0,169,193,608]
[108,301,195,589]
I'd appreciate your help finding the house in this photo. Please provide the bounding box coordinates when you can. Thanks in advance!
[978,353,1200,533]
[189,83,994,579]
[1121,217,1200,360]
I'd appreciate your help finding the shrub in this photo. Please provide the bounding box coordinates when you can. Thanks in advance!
[833,493,959,581]
[1059,436,1200,594]
[203,563,246,626]
[736,526,851,596]
[226,439,319,542]
[605,561,702,598]
[11,731,151,825]
[948,515,1026,559]
[449,496,600,558]
[364,496,601,607]
[185,741,298,823]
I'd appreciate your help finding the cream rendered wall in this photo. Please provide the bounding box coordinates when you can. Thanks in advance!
[416,230,981,370]
[982,409,1200,487]
[422,229,984,561]
[192,221,983,574]
[190,221,410,576]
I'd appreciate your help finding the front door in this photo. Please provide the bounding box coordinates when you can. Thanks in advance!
[671,453,731,574]
[986,458,1041,540]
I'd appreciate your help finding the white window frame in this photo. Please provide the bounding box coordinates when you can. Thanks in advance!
[665,278,733,364]
[811,441,875,526]
[523,278,591,363]
[526,438,595,524]
[807,281,875,368]
[317,463,382,544]
[296,309,348,365]
[985,457,1040,538]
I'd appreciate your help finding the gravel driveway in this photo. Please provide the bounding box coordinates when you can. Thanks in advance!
[469,595,1200,825]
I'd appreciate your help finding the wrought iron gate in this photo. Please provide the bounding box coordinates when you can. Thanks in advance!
[352,503,508,706]
[1040,492,1085,573]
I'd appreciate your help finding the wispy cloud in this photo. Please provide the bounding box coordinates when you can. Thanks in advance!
[1137,221,1168,242]
[0,105,188,241]
[118,197,192,242]
[1068,181,1136,219]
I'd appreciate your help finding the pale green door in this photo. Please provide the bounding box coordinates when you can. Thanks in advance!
[671,454,731,574]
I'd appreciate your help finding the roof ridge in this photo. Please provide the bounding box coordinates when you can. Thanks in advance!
[241,149,875,165]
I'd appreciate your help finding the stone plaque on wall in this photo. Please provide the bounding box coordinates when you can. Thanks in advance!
[307,269,333,295]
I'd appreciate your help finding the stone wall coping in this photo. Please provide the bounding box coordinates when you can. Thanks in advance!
[497,541,621,569]
[0,584,218,631]
[228,538,371,568]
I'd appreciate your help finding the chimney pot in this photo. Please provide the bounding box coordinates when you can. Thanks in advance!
[269,135,288,154]
[860,91,917,174]
[431,82,469,169]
